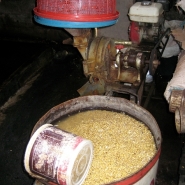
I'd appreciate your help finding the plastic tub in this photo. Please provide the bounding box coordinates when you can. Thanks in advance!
[24,124,93,185]
[33,0,119,28]
[34,0,119,22]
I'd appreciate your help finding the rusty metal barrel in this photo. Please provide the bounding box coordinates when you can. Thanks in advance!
[26,95,162,185]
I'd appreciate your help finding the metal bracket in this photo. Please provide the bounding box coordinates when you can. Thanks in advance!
[149,28,171,75]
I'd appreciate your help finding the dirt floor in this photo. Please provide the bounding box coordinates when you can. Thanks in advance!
[0,41,184,185]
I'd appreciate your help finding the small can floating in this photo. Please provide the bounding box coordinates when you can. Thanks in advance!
[24,124,93,185]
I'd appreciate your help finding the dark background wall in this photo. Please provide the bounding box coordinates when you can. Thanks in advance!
[0,0,70,42]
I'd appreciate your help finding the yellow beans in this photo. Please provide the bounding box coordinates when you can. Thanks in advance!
[56,110,156,185]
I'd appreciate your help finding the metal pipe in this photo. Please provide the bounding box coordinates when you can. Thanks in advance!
[64,28,92,60]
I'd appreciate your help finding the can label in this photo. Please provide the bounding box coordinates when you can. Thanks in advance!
[29,126,83,184]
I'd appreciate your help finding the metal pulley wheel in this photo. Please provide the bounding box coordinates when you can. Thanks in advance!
[149,49,160,76]
[169,90,184,113]
[175,90,185,134]
[169,90,185,134]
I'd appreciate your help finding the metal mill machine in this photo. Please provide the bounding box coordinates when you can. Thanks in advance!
[28,1,172,185]
[33,0,171,106]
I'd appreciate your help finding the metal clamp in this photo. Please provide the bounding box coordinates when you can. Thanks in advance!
[169,89,185,134]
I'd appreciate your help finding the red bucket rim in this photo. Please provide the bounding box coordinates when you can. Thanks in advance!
[33,7,119,22]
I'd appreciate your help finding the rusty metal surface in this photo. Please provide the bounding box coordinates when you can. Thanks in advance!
[174,90,185,133]
[73,36,89,59]
[169,90,184,113]
[118,49,145,85]
[64,34,160,106]
[114,40,132,45]
[106,63,148,105]
[64,29,93,60]
[82,37,149,93]
[105,81,144,105]
[87,36,116,77]
[77,36,150,104]
[77,79,105,96]
[168,89,185,133]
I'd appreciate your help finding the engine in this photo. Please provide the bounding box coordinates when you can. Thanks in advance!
[128,1,167,44]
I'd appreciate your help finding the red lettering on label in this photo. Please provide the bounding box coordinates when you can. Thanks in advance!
[150,179,155,185]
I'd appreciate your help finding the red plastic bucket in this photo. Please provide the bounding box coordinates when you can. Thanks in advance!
[33,0,119,22]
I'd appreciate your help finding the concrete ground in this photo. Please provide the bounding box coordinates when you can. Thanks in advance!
[0,41,184,185]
